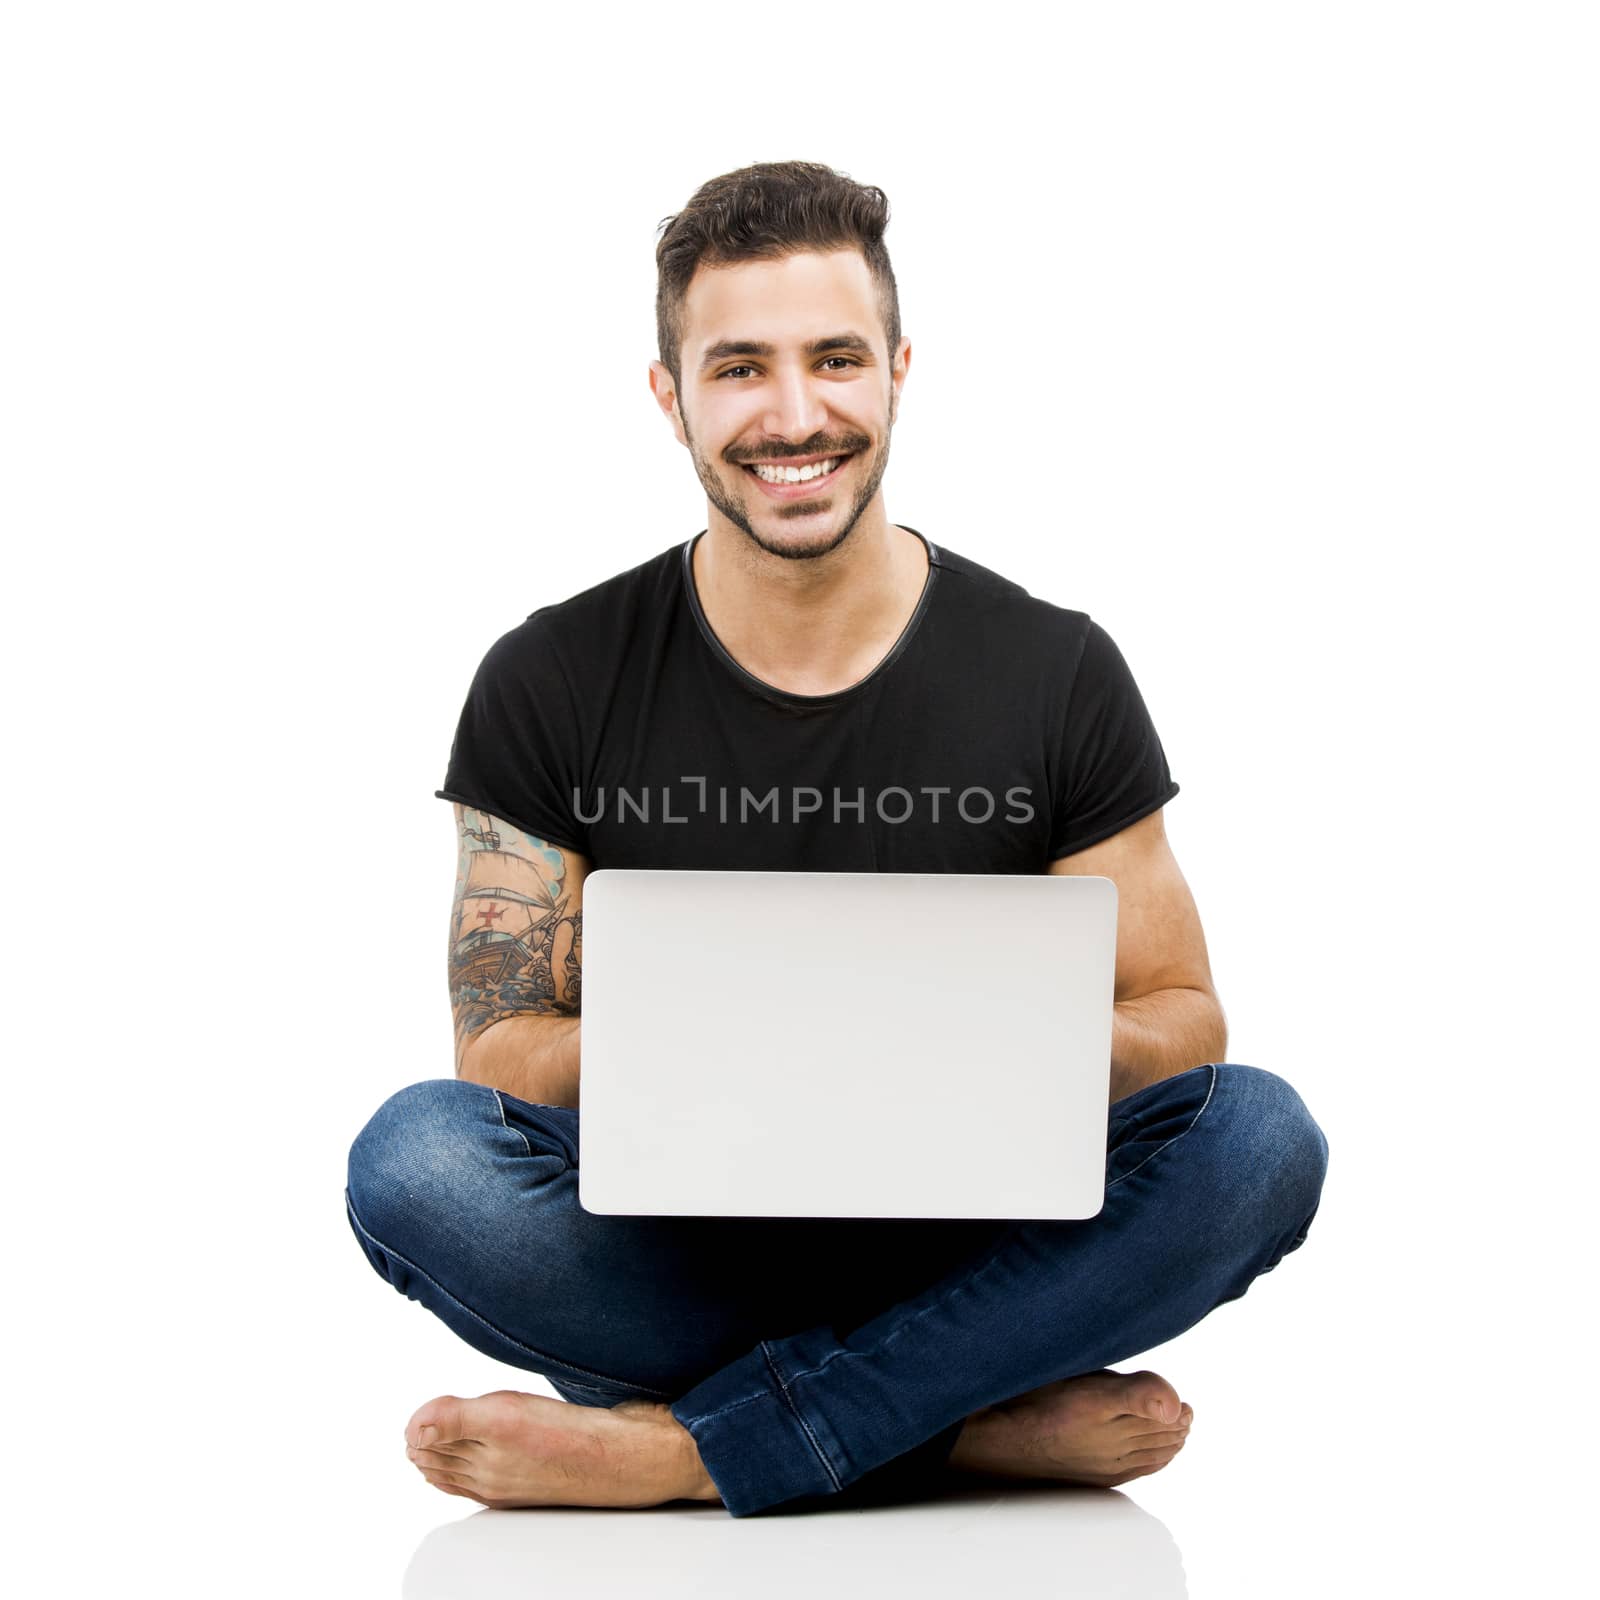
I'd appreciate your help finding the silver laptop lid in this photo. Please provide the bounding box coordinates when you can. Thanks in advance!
[577,869,1117,1220]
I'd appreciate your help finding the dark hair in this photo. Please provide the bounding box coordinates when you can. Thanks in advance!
[654,160,901,393]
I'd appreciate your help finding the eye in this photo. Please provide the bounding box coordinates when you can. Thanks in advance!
[716,357,861,380]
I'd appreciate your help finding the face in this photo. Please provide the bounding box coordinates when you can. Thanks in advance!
[650,249,910,561]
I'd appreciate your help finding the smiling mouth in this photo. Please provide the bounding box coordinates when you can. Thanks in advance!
[741,453,854,493]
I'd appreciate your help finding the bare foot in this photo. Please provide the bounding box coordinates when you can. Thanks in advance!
[404,1390,722,1509]
[947,1368,1194,1489]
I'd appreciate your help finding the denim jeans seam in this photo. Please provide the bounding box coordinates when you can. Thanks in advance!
[344,1191,675,1398]
[681,1389,769,1426]
[490,1088,534,1158]
[1103,1062,1219,1193]
[773,1247,1014,1392]
[759,1340,844,1493]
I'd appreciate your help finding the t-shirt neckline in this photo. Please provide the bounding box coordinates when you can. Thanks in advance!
[680,525,942,709]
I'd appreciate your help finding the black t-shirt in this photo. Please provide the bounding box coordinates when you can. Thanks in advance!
[436,528,1179,873]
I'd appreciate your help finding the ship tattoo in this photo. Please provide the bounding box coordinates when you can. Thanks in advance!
[449,808,582,1061]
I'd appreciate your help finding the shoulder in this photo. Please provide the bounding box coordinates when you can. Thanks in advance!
[480,539,685,676]
[925,537,1094,659]
[538,540,683,631]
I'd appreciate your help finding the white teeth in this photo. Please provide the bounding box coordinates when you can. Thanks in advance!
[752,456,841,484]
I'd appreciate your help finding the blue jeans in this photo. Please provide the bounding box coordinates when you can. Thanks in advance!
[345,1061,1327,1518]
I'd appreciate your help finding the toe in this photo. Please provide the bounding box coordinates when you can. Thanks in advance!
[1121,1369,1183,1427]
[1108,1436,1187,1485]
[420,1468,484,1502]
[1131,1403,1192,1444]
[1125,1424,1189,1450]
[406,1395,468,1451]
[1126,1438,1186,1467]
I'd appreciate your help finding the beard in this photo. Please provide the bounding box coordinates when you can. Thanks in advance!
[682,404,895,563]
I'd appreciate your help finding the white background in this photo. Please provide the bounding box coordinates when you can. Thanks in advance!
[4,3,1593,1595]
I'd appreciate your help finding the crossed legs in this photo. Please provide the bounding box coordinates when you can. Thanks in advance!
[345,1062,1327,1517]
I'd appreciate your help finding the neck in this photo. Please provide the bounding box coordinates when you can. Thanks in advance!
[692,506,929,699]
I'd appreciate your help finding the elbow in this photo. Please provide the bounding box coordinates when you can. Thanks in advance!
[1170,983,1228,1067]
[1203,988,1228,1065]
[455,1020,501,1084]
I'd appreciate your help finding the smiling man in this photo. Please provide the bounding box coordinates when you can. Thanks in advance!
[344,161,1330,1519]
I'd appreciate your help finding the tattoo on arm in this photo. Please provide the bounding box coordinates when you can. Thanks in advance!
[449,807,583,1062]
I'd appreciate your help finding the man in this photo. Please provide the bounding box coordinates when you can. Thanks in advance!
[345,161,1329,1519]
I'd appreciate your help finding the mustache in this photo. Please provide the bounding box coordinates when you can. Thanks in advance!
[727,437,872,465]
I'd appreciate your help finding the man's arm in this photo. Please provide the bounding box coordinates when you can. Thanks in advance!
[448,803,589,1109]
[1048,806,1227,1103]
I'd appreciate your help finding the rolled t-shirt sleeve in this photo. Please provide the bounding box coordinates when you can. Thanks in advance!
[1048,617,1180,859]
[434,616,591,856]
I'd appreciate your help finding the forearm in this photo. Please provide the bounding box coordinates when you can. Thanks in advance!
[459,1015,582,1109]
[1108,987,1228,1105]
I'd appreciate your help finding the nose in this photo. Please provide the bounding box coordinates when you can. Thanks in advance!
[762,363,830,444]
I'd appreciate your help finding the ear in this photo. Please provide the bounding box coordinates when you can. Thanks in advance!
[889,336,911,420]
[648,361,689,448]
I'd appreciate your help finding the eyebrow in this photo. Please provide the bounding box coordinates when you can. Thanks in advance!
[697,333,875,375]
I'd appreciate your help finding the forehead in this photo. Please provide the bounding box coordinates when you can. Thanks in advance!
[682,249,879,354]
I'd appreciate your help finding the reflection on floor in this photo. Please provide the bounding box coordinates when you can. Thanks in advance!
[402,1477,1186,1600]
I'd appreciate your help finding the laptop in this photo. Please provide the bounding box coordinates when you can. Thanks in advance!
[576,869,1118,1221]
